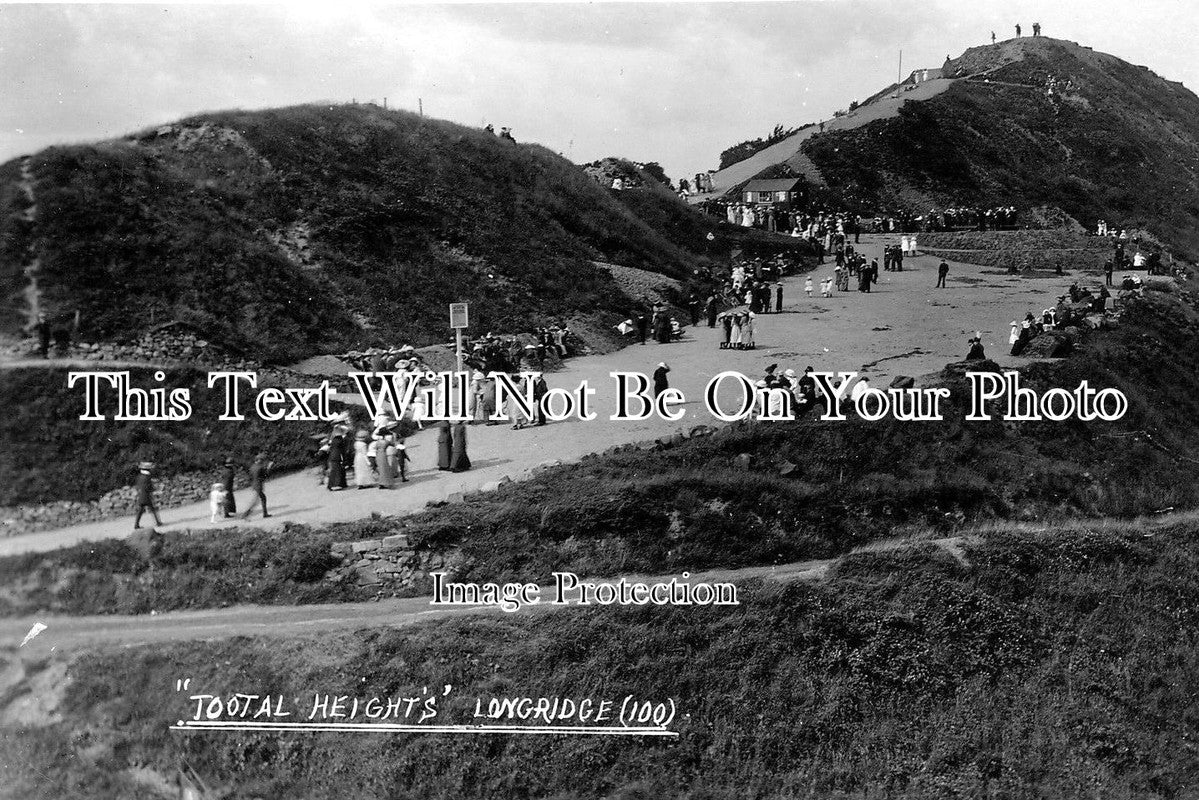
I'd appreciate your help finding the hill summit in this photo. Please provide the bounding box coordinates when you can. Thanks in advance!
[0,105,724,362]
[720,36,1199,258]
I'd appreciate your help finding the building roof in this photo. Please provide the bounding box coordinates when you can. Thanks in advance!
[743,179,803,193]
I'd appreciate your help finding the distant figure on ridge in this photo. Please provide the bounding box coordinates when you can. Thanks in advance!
[1015,23,1022,37]
[1032,22,1041,36]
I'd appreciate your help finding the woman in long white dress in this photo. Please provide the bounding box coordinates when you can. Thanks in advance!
[353,430,374,489]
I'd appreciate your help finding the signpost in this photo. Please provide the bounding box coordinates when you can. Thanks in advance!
[449,302,469,374]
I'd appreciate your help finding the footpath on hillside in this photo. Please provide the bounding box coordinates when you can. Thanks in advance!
[0,236,1112,557]
[2,538,950,657]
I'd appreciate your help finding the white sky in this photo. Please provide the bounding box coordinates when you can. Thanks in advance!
[2,1,1196,182]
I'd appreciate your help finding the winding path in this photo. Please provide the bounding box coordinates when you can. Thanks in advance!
[0,239,1094,557]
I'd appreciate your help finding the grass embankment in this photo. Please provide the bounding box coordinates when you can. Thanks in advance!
[4,526,1197,798]
[917,229,1115,273]
[4,286,1199,616]
[0,105,735,360]
[0,367,331,506]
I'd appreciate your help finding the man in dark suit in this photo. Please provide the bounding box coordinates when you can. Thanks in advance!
[133,462,162,529]
[241,452,273,519]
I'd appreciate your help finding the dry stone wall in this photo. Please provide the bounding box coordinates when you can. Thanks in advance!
[326,534,465,595]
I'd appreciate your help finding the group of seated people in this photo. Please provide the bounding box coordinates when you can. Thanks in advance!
[342,325,576,379]
[341,345,430,373]
[464,327,575,374]
[1007,278,1130,355]
[755,363,852,417]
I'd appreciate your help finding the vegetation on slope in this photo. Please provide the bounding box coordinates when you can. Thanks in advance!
[718,123,804,169]
[1,105,728,360]
[801,38,1199,257]
[0,367,332,506]
[4,526,1198,798]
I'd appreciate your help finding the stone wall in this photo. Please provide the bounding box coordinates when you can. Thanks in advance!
[326,534,465,595]
[0,470,255,537]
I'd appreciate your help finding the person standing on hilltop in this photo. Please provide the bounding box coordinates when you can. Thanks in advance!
[936,260,950,288]
[1015,23,1022,37]
[991,31,996,44]
[1032,22,1041,36]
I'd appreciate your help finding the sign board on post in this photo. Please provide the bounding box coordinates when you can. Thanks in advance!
[450,302,469,378]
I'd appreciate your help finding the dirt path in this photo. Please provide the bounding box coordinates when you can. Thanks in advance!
[1,536,965,656]
[0,238,1081,557]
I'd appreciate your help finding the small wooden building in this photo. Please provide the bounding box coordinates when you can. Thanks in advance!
[742,178,804,206]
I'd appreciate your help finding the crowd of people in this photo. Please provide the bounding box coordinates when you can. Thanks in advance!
[618,301,684,345]
[701,201,1021,239]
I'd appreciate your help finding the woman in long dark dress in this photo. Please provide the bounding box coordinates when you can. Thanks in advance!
[326,434,348,490]
[450,422,471,472]
[437,421,453,471]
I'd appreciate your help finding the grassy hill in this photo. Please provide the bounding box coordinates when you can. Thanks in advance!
[801,37,1199,258]
[0,105,732,362]
[0,367,336,507]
